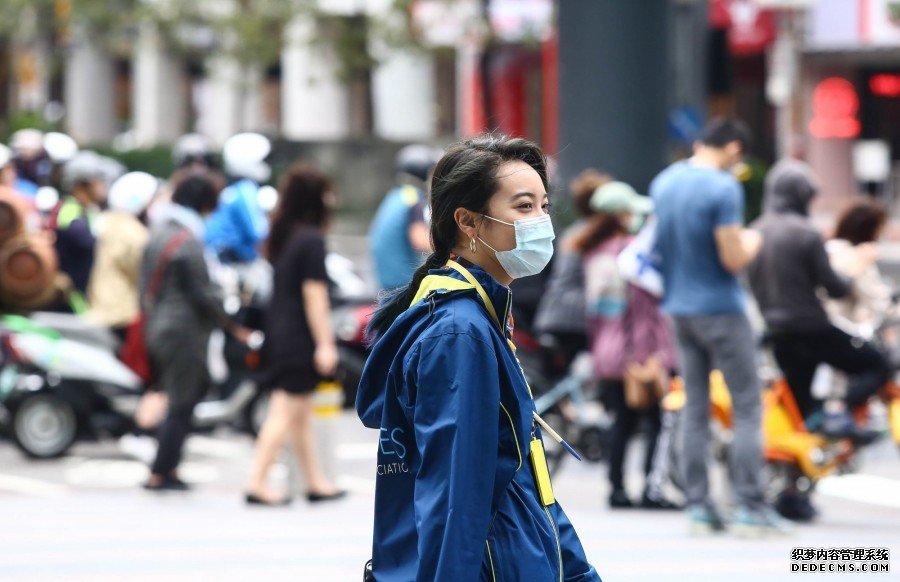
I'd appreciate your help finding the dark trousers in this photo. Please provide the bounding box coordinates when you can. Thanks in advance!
[770,325,891,419]
[150,406,195,477]
[603,380,662,492]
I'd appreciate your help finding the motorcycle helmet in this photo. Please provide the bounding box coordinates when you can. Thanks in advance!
[395,144,441,184]
[61,151,108,192]
[10,129,44,159]
[42,132,79,164]
[173,133,216,169]
[222,132,271,183]
[108,172,158,216]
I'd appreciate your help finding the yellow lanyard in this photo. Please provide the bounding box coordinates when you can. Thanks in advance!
[445,260,503,332]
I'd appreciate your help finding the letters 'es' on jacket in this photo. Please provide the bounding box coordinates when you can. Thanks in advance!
[356,263,601,582]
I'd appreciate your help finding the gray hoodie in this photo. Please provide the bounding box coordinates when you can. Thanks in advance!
[747,159,852,333]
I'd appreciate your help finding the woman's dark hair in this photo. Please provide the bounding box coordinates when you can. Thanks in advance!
[266,162,333,262]
[569,169,612,218]
[367,134,548,340]
[834,200,887,245]
[568,212,628,254]
[171,174,220,214]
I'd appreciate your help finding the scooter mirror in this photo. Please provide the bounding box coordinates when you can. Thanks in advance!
[35,187,60,213]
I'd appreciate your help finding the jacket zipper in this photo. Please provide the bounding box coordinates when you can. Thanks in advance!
[542,505,563,582]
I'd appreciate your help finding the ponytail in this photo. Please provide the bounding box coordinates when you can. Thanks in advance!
[367,247,451,343]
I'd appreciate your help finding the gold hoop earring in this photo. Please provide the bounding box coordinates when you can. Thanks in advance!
[469,237,477,254]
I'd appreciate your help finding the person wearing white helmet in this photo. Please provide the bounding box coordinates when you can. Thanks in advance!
[368,144,440,291]
[10,128,51,197]
[205,132,271,263]
[51,150,110,293]
[86,172,157,333]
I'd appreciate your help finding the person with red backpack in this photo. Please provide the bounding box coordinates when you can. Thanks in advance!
[139,174,251,491]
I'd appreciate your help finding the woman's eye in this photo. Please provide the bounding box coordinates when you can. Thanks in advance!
[518,203,533,211]
[542,203,552,213]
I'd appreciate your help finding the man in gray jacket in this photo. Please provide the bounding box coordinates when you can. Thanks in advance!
[747,159,890,433]
[141,174,249,491]
[747,158,890,521]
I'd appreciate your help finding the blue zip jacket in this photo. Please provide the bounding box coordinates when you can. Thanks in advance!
[357,262,601,582]
[205,178,269,263]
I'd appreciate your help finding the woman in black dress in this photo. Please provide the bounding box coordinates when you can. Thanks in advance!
[246,163,344,505]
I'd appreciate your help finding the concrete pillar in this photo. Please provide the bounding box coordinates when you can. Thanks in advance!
[371,42,435,141]
[557,1,670,193]
[13,8,52,113]
[133,23,187,147]
[64,28,116,144]
[281,17,350,141]
[456,41,482,137]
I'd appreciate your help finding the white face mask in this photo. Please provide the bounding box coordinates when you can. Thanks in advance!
[478,214,555,279]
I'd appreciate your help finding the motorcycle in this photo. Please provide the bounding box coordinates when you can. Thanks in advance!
[0,307,265,459]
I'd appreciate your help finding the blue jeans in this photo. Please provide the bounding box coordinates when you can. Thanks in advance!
[673,313,766,510]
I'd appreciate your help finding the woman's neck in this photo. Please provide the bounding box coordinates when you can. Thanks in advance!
[453,245,512,287]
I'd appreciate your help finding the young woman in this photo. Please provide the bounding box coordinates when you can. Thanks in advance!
[825,200,891,325]
[357,136,600,580]
[574,180,679,511]
[245,163,344,505]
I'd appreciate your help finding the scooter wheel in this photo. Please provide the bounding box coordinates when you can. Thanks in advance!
[12,393,78,459]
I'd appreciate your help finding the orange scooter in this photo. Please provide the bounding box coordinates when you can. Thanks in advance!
[658,370,900,515]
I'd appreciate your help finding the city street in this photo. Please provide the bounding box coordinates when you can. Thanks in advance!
[0,411,897,582]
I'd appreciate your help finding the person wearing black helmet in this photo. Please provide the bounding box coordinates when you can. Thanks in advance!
[368,144,440,291]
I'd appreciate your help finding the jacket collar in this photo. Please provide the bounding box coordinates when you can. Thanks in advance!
[430,257,513,336]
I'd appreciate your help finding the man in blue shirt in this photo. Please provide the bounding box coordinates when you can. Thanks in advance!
[369,145,437,291]
[651,118,787,537]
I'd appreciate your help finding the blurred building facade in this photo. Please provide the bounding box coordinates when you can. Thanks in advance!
[3,0,900,216]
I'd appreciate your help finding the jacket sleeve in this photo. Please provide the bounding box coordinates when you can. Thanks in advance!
[177,238,228,327]
[809,232,852,299]
[233,185,269,247]
[410,332,500,581]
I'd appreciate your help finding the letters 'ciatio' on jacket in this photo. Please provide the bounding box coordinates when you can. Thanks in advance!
[356,262,601,582]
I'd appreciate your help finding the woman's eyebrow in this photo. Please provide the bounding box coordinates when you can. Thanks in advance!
[510,191,549,201]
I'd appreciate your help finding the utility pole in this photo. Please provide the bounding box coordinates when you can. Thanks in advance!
[557,1,672,193]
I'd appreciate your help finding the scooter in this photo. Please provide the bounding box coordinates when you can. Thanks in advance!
[0,308,265,459]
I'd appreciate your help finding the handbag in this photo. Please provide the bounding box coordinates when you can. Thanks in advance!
[120,230,191,383]
[623,355,667,410]
[621,285,667,410]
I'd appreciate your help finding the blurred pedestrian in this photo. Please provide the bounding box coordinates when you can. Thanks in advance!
[825,200,892,325]
[245,163,344,506]
[368,144,439,292]
[576,181,679,510]
[533,168,612,365]
[86,172,156,336]
[10,128,50,197]
[51,151,109,294]
[141,174,250,491]
[358,136,600,580]
[650,118,786,536]
[747,162,889,433]
[205,133,270,264]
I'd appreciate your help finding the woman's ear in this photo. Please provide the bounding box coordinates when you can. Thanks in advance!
[454,208,478,240]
